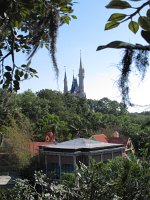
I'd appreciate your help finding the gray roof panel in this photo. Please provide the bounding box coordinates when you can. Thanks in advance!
[40,138,124,150]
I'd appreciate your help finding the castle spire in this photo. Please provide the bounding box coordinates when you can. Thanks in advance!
[80,50,82,69]
[64,68,68,94]
[78,51,85,98]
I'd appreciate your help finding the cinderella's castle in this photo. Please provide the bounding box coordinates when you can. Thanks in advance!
[64,54,86,98]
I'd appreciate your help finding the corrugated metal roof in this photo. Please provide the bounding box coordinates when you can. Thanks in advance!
[40,138,123,150]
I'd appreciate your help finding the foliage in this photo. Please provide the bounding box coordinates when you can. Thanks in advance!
[0,0,76,91]
[0,89,18,126]
[37,113,69,141]
[0,188,8,200]
[5,157,150,200]
[0,89,150,160]
[4,171,74,200]
[1,124,31,169]
[0,90,32,170]
[61,172,76,188]
[97,0,150,105]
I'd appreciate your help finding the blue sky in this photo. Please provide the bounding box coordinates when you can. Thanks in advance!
[19,0,150,112]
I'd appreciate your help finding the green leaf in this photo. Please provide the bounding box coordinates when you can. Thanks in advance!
[0,50,3,56]
[24,73,28,79]
[15,74,20,81]
[138,16,150,31]
[19,71,24,77]
[13,80,20,91]
[62,16,71,24]
[106,1,131,9]
[20,8,30,18]
[0,80,3,85]
[71,15,77,19]
[3,83,9,89]
[29,68,37,73]
[45,43,49,50]
[42,192,44,198]
[60,6,73,13]
[5,66,12,71]
[141,30,150,44]
[13,20,22,29]
[3,79,10,89]
[4,72,12,80]
[128,21,139,34]
[15,69,20,75]
[21,64,27,68]
[108,13,127,21]
[146,9,150,18]
[35,74,39,78]
[105,21,120,30]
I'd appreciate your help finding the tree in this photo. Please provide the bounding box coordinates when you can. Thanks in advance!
[0,90,32,170]
[0,0,76,91]
[97,0,150,106]
[0,89,17,126]
[37,89,65,116]
[37,114,68,141]
[0,121,31,171]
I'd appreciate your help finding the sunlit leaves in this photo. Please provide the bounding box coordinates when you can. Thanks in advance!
[60,6,73,13]
[61,16,71,24]
[128,21,139,33]
[105,21,120,30]
[71,15,77,19]
[106,13,127,30]
[106,0,131,9]
[108,13,127,21]
[105,0,150,35]
[13,20,22,29]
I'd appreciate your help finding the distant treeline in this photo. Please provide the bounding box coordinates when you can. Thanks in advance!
[0,88,150,168]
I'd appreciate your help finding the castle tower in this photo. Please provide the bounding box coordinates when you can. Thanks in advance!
[64,71,68,94]
[78,53,85,97]
[63,53,86,98]
[70,74,79,94]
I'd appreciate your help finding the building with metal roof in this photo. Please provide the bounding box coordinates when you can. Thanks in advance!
[39,138,125,179]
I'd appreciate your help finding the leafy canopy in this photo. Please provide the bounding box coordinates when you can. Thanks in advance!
[0,0,76,91]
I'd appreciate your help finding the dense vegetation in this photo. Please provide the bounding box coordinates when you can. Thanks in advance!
[0,88,150,171]
[1,157,150,200]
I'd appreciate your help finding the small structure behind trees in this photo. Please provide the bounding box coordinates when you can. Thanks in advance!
[39,138,125,179]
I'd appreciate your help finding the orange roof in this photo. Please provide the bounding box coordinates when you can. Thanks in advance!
[90,134,108,143]
[29,142,54,156]
[90,134,128,145]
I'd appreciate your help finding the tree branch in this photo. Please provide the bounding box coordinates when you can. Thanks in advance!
[121,1,150,23]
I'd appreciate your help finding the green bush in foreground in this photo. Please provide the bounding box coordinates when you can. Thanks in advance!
[2,157,150,200]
